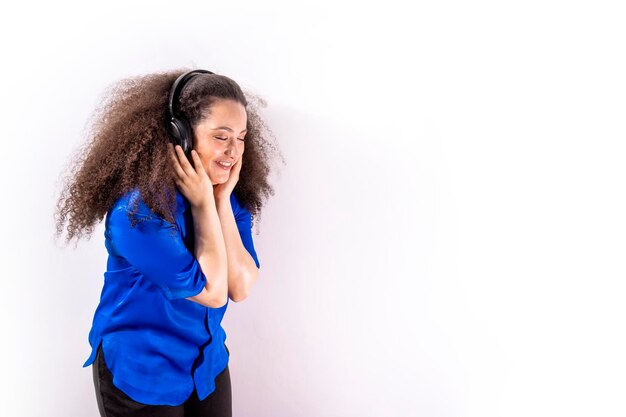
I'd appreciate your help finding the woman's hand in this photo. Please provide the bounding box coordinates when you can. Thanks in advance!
[169,144,214,209]
[213,156,243,201]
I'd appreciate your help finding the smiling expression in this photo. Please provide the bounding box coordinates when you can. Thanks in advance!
[192,99,247,185]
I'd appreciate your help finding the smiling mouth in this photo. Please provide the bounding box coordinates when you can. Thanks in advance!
[216,161,233,170]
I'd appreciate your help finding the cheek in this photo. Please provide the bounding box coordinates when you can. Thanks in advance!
[194,153,213,170]
[205,156,217,169]
[196,147,218,161]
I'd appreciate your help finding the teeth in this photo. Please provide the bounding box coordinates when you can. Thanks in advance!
[218,161,232,167]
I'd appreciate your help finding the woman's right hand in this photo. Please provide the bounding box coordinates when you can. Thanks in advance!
[169,144,214,209]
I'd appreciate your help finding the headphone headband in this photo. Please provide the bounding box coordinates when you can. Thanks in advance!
[168,69,214,119]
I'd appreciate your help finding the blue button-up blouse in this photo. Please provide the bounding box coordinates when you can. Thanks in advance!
[82,187,260,406]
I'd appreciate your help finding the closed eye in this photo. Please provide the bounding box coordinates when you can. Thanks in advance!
[215,136,245,143]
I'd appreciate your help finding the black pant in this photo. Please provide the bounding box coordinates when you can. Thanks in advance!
[92,343,232,417]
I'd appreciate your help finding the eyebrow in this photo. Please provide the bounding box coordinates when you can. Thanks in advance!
[212,126,248,133]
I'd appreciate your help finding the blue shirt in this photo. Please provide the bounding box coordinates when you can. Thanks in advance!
[83,188,260,406]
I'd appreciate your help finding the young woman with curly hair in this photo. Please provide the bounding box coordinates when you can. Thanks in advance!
[54,68,283,417]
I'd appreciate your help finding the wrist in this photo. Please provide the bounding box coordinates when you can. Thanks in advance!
[190,195,215,212]
[215,195,232,211]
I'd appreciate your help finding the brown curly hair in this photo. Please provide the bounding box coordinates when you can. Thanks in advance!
[54,68,284,245]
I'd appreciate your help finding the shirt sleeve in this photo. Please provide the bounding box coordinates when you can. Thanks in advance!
[231,193,261,269]
[106,205,207,300]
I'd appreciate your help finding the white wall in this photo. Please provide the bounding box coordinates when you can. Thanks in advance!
[1,1,625,416]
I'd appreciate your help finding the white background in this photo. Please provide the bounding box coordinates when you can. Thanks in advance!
[1,1,625,416]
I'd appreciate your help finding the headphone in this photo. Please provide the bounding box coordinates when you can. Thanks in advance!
[168,69,214,159]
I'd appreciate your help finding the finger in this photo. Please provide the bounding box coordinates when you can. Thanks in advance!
[233,156,243,173]
[190,150,206,175]
[172,169,187,189]
[174,145,197,177]
[169,145,186,179]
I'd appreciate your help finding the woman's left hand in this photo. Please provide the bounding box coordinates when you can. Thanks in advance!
[213,157,243,201]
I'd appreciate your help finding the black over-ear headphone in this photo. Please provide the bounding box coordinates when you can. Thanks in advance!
[168,69,214,159]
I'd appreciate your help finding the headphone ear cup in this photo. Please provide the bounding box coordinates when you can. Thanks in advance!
[170,117,194,158]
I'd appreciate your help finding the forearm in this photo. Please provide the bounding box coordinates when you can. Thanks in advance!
[191,202,228,304]
[215,196,259,301]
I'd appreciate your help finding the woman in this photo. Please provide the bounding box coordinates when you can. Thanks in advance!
[55,69,283,417]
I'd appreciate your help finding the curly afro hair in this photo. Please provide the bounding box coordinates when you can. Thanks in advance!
[54,68,285,245]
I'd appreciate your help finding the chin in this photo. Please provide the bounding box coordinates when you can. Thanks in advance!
[210,175,229,186]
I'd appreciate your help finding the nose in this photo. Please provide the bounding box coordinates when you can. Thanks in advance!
[225,139,239,158]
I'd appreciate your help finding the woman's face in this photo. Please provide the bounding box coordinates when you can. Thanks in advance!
[192,99,247,185]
